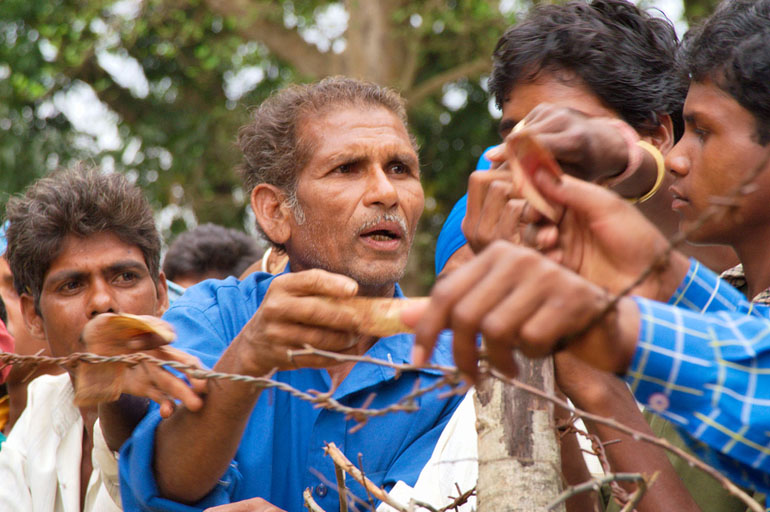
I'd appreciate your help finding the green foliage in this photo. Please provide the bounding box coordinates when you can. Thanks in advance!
[0,0,515,293]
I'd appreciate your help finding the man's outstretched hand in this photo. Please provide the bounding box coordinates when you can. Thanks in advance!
[78,313,206,418]
[406,241,640,382]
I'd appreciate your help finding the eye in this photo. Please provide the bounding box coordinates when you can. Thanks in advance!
[693,127,709,143]
[334,163,354,174]
[114,271,139,284]
[390,162,408,174]
[57,280,82,295]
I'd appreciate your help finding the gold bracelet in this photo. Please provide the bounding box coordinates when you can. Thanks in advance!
[633,140,665,204]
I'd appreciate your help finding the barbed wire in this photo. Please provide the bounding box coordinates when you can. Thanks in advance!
[3,148,770,510]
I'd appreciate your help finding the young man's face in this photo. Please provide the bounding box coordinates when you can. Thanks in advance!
[284,106,424,295]
[667,80,770,245]
[499,71,619,138]
[22,231,168,364]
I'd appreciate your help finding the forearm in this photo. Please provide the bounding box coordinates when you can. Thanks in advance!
[153,339,263,504]
[98,394,150,452]
[567,378,700,512]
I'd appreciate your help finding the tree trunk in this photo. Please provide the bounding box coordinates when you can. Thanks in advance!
[475,354,564,511]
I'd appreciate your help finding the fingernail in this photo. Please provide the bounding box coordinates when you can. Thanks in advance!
[486,144,504,160]
[412,345,426,365]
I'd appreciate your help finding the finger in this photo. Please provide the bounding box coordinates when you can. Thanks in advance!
[485,143,505,163]
[412,245,506,366]
[485,338,518,378]
[260,321,357,359]
[138,360,205,412]
[263,296,361,332]
[465,170,514,234]
[448,255,527,379]
[273,268,359,298]
[123,332,171,351]
[472,180,514,251]
[401,299,429,329]
[160,400,175,419]
[478,260,550,357]
[533,171,623,219]
[153,347,208,395]
[518,280,608,359]
[534,225,559,252]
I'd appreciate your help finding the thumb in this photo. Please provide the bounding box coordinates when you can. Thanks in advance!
[401,299,429,329]
[532,171,622,220]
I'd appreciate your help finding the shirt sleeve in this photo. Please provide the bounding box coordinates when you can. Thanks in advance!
[667,258,748,314]
[118,408,243,511]
[0,400,33,511]
[118,297,246,510]
[627,295,770,492]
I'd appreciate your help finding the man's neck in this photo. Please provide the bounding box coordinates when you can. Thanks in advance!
[732,230,770,299]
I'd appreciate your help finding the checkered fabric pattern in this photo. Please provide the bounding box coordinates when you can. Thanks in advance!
[626,259,770,495]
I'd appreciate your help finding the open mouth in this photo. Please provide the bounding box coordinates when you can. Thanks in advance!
[358,220,406,249]
[361,229,401,242]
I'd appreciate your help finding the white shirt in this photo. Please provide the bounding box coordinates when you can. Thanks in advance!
[0,373,121,512]
[379,390,478,511]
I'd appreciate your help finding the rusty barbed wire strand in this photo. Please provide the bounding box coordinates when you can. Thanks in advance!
[2,148,769,511]
[0,350,451,423]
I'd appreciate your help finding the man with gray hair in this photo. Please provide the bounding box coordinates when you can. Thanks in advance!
[119,77,462,512]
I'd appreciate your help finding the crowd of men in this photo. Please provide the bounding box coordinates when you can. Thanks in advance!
[0,0,769,511]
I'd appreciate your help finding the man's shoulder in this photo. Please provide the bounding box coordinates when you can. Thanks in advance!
[169,272,275,312]
[26,373,72,404]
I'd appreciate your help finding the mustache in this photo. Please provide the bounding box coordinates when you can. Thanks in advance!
[356,213,408,236]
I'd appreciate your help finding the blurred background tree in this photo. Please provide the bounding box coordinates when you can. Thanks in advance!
[0,0,718,294]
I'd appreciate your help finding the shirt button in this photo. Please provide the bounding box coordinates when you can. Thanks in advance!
[316,483,328,497]
[648,392,669,412]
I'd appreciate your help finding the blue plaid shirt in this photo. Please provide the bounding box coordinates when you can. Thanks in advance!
[628,259,770,494]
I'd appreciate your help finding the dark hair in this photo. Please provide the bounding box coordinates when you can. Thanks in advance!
[162,223,262,283]
[489,0,686,136]
[680,0,770,145]
[4,166,161,311]
[237,76,414,248]
[0,295,6,325]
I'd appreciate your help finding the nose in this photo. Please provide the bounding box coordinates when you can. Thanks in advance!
[363,165,398,209]
[666,140,690,179]
[87,278,117,318]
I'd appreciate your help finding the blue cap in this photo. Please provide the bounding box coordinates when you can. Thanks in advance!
[0,221,7,256]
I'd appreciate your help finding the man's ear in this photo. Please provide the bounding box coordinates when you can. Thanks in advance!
[643,113,674,154]
[250,184,292,246]
[20,294,46,341]
[156,271,170,315]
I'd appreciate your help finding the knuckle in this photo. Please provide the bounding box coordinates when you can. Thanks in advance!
[481,315,510,343]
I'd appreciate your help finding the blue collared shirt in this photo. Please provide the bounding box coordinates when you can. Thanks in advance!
[629,259,770,494]
[119,270,461,511]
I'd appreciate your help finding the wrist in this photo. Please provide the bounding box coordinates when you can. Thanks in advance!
[598,118,642,185]
[569,296,640,375]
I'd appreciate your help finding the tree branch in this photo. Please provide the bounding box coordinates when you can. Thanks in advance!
[203,0,343,78]
[406,57,491,106]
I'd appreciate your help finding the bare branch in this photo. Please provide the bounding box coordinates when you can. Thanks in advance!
[304,488,329,512]
[203,0,342,78]
[324,442,409,512]
[547,473,650,511]
[406,58,491,106]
